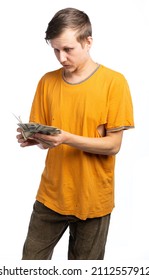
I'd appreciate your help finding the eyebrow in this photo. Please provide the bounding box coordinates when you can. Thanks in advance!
[52,45,74,49]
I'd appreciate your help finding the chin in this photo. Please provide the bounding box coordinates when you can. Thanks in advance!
[64,67,74,73]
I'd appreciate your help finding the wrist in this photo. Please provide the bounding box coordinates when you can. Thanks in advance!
[63,131,73,145]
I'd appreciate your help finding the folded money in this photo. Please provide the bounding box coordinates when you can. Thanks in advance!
[17,122,61,140]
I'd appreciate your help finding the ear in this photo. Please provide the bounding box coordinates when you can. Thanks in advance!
[86,36,93,50]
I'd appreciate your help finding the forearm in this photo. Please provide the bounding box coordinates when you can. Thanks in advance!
[64,132,121,155]
[32,129,123,155]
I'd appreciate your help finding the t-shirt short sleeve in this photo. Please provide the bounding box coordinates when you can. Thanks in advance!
[105,74,134,132]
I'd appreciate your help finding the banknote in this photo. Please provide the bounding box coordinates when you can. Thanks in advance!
[13,114,61,140]
[18,123,61,140]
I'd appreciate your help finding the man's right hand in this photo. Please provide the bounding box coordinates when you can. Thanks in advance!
[16,128,38,147]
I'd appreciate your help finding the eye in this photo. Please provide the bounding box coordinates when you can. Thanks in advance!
[54,48,60,53]
[64,48,72,53]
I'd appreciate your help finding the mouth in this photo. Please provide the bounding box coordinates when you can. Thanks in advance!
[62,64,71,68]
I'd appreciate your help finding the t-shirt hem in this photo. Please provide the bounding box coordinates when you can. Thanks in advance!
[106,125,134,132]
[36,197,114,220]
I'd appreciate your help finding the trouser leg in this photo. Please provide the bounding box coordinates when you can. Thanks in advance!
[68,214,111,260]
[22,201,68,260]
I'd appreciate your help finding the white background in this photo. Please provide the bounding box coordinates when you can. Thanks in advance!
[0,0,149,262]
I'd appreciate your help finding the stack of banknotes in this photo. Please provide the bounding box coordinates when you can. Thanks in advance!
[18,122,61,140]
[14,114,61,140]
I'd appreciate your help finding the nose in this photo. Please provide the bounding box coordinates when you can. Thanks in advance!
[59,51,67,63]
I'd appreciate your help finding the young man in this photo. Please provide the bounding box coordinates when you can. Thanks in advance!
[17,8,134,260]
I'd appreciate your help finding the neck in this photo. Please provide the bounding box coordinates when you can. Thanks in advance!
[63,59,98,84]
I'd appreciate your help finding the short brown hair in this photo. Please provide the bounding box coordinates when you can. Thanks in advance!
[45,8,92,43]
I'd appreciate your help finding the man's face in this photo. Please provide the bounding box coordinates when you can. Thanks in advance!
[50,29,91,73]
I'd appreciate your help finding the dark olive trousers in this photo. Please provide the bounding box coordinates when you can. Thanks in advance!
[22,200,110,260]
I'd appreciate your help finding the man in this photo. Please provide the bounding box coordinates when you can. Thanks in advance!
[17,7,134,260]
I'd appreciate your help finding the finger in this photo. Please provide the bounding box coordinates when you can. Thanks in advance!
[20,141,31,147]
[17,137,26,144]
[35,137,53,146]
[20,139,38,147]
[17,128,22,132]
[16,134,24,140]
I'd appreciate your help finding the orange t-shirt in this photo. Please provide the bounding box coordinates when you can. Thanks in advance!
[29,65,134,220]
